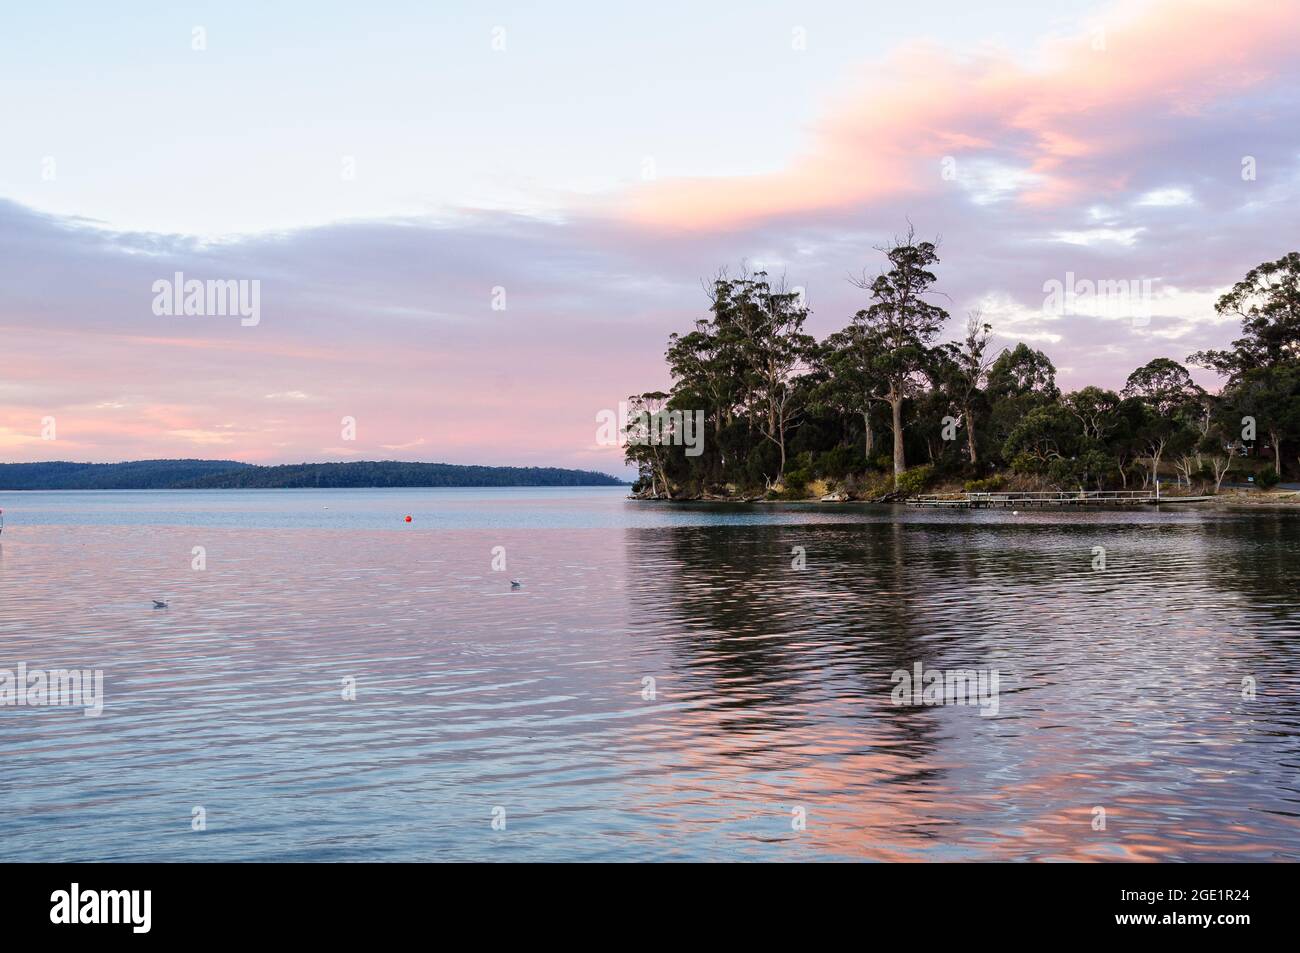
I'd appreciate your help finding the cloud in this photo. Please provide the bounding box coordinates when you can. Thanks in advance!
[617,0,1300,231]
[1052,228,1145,247]
[379,438,427,451]
[264,391,314,401]
[166,428,238,446]
[0,199,672,470]
[1,0,1297,470]
[1135,187,1196,208]
[0,427,49,450]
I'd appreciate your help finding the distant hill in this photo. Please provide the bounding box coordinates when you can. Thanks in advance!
[0,459,625,490]
[0,459,254,490]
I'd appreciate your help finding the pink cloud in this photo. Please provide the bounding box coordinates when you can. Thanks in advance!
[617,0,1300,230]
[2,0,1299,471]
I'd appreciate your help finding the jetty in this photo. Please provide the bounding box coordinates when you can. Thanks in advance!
[907,490,1214,508]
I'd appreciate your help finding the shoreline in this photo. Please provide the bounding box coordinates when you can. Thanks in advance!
[0,484,631,492]
[629,490,1300,510]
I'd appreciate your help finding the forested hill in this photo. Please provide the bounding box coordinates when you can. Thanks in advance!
[0,460,253,489]
[180,461,625,488]
[0,460,625,490]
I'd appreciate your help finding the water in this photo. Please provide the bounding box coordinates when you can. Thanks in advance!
[1,487,1298,861]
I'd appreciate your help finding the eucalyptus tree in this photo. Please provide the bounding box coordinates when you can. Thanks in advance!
[1189,252,1300,476]
[984,343,1059,466]
[629,243,1300,498]
[1121,358,1203,486]
[1103,397,1148,488]
[938,311,996,467]
[849,227,950,485]
[1063,387,1121,443]
[1001,404,1079,475]
[1063,386,1124,487]
[714,270,814,482]
[624,391,674,498]
[817,322,887,463]
[1191,252,1300,372]
[666,316,733,486]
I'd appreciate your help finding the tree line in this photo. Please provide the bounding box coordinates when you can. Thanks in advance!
[0,460,625,490]
[627,231,1300,499]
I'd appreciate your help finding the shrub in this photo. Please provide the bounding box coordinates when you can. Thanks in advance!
[769,485,809,501]
[894,464,934,496]
[1256,469,1281,489]
[857,471,896,500]
[816,445,863,479]
[742,445,780,489]
[782,467,812,491]
[964,475,1006,492]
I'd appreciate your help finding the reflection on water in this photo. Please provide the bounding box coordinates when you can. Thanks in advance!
[629,518,1300,860]
[0,489,1297,861]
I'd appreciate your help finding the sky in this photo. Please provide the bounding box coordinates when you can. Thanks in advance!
[1,0,1298,475]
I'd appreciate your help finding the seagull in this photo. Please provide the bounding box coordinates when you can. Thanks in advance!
[510,580,522,589]
[152,600,169,609]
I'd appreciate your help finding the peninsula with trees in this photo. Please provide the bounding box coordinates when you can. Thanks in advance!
[625,234,1300,503]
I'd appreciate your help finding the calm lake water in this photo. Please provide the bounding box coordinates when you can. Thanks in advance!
[1,487,1298,861]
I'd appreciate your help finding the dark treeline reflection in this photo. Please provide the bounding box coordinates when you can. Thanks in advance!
[621,508,1300,859]
[622,516,959,820]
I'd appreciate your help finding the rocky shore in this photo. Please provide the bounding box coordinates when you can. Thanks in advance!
[629,485,1300,508]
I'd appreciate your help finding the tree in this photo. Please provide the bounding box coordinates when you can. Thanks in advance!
[624,391,673,498]
[939,311,996,467]
[1189,252,1300,476]
[816,322,886,464]
[1191,252,1300,375]
[663,269,815,488]
[666,318,731,487]
[1122,357,1203,417]
[1063,386,1121,443]
[1002,404,1079,475]
[850,227,950,485]
[1227,364,1300,477]
[1201,429,1235,492]
[1104,397,1148,488]
[1121,358,1203,487]
[729,273,814,481]
[628,243,1300,500]
[985,343,1059,465]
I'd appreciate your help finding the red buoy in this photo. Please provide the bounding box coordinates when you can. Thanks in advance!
[404,515,412,522]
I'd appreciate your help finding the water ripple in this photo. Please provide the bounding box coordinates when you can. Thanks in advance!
[0,489,1297,860]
